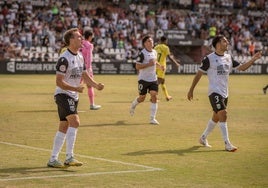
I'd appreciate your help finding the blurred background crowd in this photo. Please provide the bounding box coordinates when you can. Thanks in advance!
[0,0,267,63]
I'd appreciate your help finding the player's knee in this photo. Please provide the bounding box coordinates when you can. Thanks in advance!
[66,115,80,128]
[218,110,227,121]
[150,95,158,103]
[138,95,146,102]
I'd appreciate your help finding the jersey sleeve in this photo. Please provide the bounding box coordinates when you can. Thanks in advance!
[231,57,241,68]
[136,51,144,64]
[56,57,68,74]
[199,56,210,72]
[165,46,170,56]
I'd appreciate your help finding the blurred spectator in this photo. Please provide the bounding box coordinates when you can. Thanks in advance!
[249,41,255,56]
[42,35,49,47]
[3,42,21,59]
[254,40,263,53]
[0,0,267,62]
[44,52,50,61]
[25,29,32,49]
[208,22,217,39]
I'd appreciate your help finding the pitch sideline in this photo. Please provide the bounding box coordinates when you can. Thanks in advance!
[0,141,163,181]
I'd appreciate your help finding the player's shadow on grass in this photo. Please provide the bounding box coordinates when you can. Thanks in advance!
[124,146,223,156]
[17,110,57,113]
[0,166,75,178]
[80,120,145,127]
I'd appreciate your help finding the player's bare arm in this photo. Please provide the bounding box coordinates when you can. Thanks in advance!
[237,51,262,71]
[82,72,104,91]
[56,74,84,93]
[187,70,203,101]
[135,60,155,70]
[156,62,165,71]
[169,54,180,67]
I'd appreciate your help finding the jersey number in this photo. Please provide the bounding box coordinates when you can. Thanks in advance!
[157,53,162,62]
[214,95,220,103]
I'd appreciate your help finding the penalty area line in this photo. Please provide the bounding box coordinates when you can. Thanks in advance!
[0,141,163,181]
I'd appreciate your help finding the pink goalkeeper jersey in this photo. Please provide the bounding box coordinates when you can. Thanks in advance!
[81,40,93,70]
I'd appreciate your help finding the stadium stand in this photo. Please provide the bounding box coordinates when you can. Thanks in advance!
[0,0,267,64]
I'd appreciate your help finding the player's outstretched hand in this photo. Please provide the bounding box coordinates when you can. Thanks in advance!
[96,83,104,90]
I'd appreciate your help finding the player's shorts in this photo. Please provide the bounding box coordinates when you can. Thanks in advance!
[209,92,228,113]
[156,69,165,79]
[54,94,78,121]
[138,80,158,95]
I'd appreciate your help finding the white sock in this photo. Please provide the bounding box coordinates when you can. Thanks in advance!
[201,119,217,138]
[219,122,230,145]
[66,127,77,160]
[132,97,139,107]
[150,102,158,119]
[50,131,66,162]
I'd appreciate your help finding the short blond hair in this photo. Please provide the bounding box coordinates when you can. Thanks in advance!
[63,28,79,46]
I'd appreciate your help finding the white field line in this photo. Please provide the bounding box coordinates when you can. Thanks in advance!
[0,169,157,181]
[0,141,163,181]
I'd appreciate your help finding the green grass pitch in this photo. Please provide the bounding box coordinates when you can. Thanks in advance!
[0,74,267,187]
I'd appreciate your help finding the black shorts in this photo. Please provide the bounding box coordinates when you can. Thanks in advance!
[209,92,228,113]
[138,80,158,95]
[54,94,78,121]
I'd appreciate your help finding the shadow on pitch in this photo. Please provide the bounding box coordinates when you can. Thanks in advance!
[124,146,224,156]
[80,120,145,127]
[0,166,75,178]
[17,110,56,113]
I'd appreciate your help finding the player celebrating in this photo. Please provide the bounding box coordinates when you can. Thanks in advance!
[130,35,164,125]
[187,35,262,152]
[47,28,104,168]
[154,36,180,101]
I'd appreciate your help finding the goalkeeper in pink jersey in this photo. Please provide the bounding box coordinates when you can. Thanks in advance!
[81,29,101,110]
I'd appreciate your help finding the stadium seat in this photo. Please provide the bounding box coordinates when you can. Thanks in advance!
[104,48,110,55]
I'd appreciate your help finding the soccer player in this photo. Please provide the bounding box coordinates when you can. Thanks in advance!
[81,29,101,110]
[154,36,180,101]
[47,28,104,168]
[187,35,262,152]
[130,35,164,125]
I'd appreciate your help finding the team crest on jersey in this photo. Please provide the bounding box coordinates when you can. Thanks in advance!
[217,65,228,75]
[59,65,66,72]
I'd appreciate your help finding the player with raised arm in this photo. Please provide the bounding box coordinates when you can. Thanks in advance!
[187,35,262,152]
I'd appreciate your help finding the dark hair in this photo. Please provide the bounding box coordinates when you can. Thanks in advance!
[84,29,93,39]
[212,35,225,48]
[160,36,167,42]
[142,35,152,45]
[63,28,79,46]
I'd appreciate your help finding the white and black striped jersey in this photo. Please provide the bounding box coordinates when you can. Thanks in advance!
[136,48,158,82]
[54,49,86,101]
[199,52,240,98]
